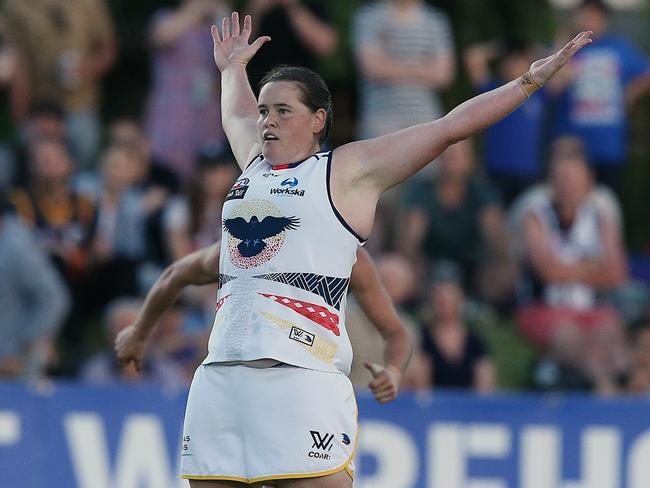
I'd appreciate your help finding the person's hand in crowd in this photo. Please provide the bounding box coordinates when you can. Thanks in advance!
[211,12,271,72]
[364,362,401,404]
[528,31,592,88]
[115,324,148,372]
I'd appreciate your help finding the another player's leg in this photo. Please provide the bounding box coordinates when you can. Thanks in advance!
[277,470,353,488]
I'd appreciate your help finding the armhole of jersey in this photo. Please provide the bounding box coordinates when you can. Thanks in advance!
[326,150,366,244]
[246,153,263,170]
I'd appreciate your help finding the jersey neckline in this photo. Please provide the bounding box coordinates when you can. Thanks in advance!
[269,152,323,170]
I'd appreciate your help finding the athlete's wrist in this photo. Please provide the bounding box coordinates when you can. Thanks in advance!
[517,71,542,98]
[386,364,402,383]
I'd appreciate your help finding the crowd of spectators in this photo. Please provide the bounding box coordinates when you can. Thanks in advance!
[0,0,649,397]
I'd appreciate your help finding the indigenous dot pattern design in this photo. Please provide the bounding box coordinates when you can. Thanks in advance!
[225,199,286,269]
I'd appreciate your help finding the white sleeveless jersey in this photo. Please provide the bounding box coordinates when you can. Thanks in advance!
[534,198,603,310]
[203,151,363,374]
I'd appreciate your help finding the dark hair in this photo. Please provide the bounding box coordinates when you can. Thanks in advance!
[579,0,610,15]
[259,65,333,145]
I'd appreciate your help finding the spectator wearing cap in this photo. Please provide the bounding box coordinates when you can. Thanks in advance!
[551,0,650,192]
[419,261,496,393]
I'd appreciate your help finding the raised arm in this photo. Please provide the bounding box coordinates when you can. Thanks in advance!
[212,12,270,169]
[337,32,593,194]
[114,243,221,370]
[350,248,412,403]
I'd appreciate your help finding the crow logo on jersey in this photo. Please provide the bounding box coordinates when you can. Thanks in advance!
[224,199,297,269]
[223,215,300,257]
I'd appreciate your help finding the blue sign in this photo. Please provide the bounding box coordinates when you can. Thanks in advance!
[1,382,650,487]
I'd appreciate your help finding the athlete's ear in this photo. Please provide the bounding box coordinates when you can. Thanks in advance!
[312,108,326,138]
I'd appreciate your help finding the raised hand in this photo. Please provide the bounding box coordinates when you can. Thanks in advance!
[211,11,271,72]
[529,31,592,86]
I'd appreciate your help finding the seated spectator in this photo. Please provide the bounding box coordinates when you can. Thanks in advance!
[0,190,70,379]
[419,261,496,393]
[400,139,514,303]
[516,138,629,393]
[347,252,429,390]
[464,39,546,204]
[81,297,188,390]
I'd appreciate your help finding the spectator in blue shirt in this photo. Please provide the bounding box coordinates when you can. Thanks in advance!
[465,40,547,204]
[551,0,650,191]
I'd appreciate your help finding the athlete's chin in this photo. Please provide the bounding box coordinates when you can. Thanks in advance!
[261,144,284,165]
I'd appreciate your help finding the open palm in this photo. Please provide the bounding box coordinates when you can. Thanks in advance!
[530,31,593,85]
[211,11,270,72]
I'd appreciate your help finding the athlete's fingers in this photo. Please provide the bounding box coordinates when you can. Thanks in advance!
[373,383,396,397]
[364,361,384,378]
[222,15,230,40]
[369,375,389,390]
[250,36,271,53]
[242,14,252,37]
[231,11,240,37]
[211,24,222,45]
[375,391,396,403]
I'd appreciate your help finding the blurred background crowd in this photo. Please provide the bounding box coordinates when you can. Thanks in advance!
[0,0,649,396]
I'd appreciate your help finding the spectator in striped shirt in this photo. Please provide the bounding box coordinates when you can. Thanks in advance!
[352,0,455,141]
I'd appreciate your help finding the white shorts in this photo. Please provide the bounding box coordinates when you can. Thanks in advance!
[180,363,358,486]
